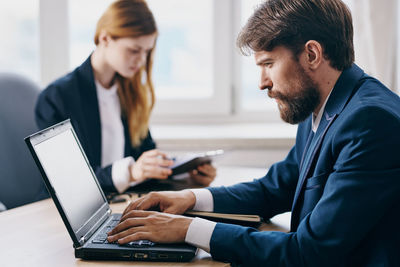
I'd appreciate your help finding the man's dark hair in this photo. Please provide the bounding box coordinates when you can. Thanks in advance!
[237,0,354,70]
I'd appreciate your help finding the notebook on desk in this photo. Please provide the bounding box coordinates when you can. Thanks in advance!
[25,119,197,262]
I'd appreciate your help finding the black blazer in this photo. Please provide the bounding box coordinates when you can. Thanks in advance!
[35,56,156,192]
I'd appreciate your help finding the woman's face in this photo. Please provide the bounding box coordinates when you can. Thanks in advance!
[105,34,157,78]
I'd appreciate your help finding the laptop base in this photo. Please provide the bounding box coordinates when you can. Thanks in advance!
[75,246,197,262]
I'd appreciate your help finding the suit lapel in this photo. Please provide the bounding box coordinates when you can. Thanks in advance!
[290,64,365,231]
[291,113,337,222]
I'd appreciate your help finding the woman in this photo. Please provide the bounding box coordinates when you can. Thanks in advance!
[35,0,216,193]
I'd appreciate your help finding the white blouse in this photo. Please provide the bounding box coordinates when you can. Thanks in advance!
[95,80,134,193]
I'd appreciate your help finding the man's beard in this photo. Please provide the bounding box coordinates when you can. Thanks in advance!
[268,66,321,124]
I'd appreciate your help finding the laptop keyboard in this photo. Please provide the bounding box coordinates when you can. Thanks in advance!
[91,217,155,247]
[91,217,119,244]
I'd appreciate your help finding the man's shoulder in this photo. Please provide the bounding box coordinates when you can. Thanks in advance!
[322,76,400,146]
[347,77,400,119]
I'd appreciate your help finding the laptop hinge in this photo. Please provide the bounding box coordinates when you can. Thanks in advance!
[79,210,111,246]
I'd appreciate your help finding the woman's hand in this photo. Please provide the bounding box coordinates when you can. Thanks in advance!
[130,149,174,182]
[189,164,216,186]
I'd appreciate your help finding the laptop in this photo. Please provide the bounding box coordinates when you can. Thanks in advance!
[25,119,197,261]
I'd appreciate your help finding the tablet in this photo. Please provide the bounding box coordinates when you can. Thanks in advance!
[170,150,224,175]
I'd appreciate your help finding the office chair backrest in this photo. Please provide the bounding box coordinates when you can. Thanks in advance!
[0,73,48,210]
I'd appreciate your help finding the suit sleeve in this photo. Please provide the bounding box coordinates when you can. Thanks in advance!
[209,106,400,266]
[208,144,299,219]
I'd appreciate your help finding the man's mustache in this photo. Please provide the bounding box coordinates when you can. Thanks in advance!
[268,90,288,101]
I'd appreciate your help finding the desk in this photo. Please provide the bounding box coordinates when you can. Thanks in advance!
[0,166,290,267]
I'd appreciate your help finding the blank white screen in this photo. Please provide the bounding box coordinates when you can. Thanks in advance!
[34,129,105,232]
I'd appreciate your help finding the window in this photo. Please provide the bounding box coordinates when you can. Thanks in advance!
[0,1,39,83]
[147,0,214,100]
[239,0,276,112]
[37,0,399,123]
[69,0,113,69]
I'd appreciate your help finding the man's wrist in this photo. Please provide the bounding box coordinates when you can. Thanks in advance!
[185,217,216,252]
[189,189,214,211]
[180,217,194,241]
[182,189,197,210]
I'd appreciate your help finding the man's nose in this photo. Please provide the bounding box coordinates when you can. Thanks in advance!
[259,71,272,90]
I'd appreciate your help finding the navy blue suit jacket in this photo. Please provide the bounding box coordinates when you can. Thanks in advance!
[208,64,400,266]
[35,56,156,192]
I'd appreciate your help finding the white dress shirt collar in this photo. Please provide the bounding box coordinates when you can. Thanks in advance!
[312,89,333,133]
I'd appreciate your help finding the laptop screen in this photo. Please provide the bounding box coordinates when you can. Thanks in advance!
[33,128,106,233]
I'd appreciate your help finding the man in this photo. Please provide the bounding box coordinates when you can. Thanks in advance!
[108,0,400,265]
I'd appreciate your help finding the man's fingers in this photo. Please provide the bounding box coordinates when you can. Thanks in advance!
[120,210,155,222]
[109,217,147,235]
[117,232,151,244]
[136,196,162,210]
[122,198,144,216]
[108,226,147,243]
[164,206,179,214]
[122,194,159,216]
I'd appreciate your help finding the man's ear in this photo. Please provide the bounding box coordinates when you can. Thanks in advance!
[304,40,323,70]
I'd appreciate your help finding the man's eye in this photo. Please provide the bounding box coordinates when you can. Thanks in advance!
[264,62,272,67]
[129,49,140,54]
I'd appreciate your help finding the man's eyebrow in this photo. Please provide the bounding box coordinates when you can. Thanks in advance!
[256,57,274,65]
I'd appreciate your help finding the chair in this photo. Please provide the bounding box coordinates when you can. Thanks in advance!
[0,73,48,210]
[0,201,6,212]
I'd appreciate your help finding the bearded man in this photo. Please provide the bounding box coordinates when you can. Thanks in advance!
[107,0,400,266]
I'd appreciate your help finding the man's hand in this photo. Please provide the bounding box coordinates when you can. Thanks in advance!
[107,210,193,244]
[189,164,216,186]
[122,190,196,216]
[130,149,174,182]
